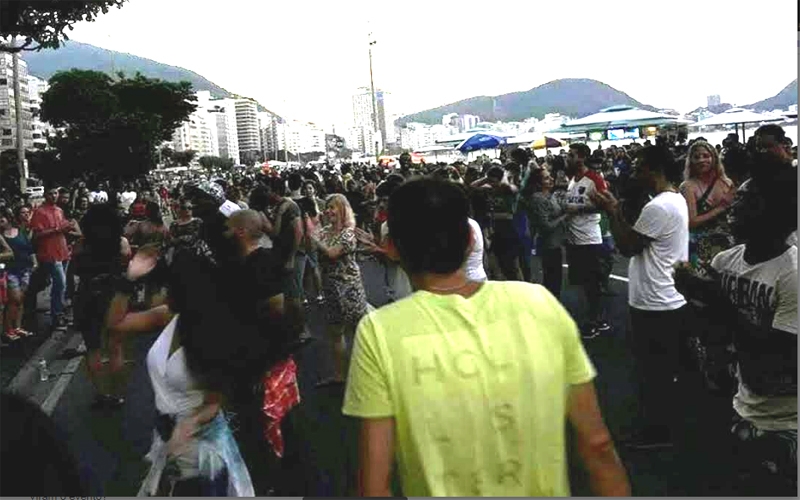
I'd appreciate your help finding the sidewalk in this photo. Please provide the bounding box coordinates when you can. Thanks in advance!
[1,288,83,396]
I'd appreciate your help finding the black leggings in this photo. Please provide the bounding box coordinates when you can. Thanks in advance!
[540,247,564,299]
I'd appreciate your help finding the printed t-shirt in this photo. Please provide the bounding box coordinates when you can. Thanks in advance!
[343,281,596,497]
[565,171,606,245]
[628,191,689,311]
[711,245,797,431]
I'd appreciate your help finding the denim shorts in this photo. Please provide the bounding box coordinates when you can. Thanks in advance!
[7,269,32,292]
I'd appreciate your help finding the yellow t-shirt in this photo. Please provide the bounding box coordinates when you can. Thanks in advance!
[342,281,596,497]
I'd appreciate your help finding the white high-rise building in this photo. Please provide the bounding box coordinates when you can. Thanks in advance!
[461,114,480,131]
[172,91,227,165]
[0,53,33,152]
[171,110,218,159]
[202,95,239,161]
[172,91,221,160]
[282,120,326,155]
[260,113,282,158]
[352,87,393,155]
[235,99,261,161]
[27,75,50,149]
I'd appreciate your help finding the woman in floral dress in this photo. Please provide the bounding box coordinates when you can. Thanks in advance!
[309,194,369,386]
[680,140,736,271]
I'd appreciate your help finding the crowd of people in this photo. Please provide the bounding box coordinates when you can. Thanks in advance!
[0,123,796,496]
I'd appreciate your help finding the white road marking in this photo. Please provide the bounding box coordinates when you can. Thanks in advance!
[561,263,629,283]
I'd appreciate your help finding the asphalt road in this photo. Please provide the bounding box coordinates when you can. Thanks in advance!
[47,253,742,496]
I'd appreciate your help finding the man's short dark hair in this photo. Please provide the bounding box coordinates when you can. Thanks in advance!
[388,178,471,276]
[296,197,317,218]
[264,176,286,196]
[635,145,681,184]
[569,143,591,159]
[376,177,402,199]
[288,172,304,191]
[754,124,786,141]
[509,147,530,166]
[248,185,270,211]
[487,165,505,180]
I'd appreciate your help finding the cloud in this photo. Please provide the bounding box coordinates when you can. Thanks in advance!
[69,0,798,127]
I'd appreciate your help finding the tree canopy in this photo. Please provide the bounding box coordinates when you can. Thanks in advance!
[198,155,235,170]
[0,0,127,53]
[39,69,197,181]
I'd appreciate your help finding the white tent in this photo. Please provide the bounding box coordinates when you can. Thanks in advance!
[691,108,784,127]
[553,105,691,134]
[565,106,683,127]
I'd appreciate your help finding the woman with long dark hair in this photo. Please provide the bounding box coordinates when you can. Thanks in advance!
[72,203,131,408]
[105,249,257,496]
[1,208,35,341]
[523,168,569,298]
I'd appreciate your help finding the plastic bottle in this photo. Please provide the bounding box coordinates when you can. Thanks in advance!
[39,359,50,382]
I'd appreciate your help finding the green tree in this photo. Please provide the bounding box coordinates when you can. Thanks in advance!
[40,69,197,180]
[240,150,264,166]
[172,150,197,167]
[198,155,215,170]
[199,155,236,171]
[1,0,128,52]
[160,145,175,166]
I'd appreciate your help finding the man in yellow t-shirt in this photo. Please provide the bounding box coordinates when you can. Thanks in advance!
[342,177,630,497]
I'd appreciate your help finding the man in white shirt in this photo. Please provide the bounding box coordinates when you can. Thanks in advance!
[119,184,137,212]
[89,182,109,205]
[564,143,610,339]
[592,145,689,449]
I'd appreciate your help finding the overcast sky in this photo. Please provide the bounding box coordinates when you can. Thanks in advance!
[69,0,798,132]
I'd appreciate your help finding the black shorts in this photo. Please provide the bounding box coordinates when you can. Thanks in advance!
[565,244,604,287]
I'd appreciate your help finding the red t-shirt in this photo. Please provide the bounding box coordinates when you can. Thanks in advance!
[30,204,70,263]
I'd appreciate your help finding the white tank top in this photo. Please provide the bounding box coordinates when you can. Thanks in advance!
[466,218,487,282]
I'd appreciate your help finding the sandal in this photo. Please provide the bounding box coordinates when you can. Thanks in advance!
[16,328,34,337]
[4,330,21,342]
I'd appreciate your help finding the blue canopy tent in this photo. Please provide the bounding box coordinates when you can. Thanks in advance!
[455,133,508,153]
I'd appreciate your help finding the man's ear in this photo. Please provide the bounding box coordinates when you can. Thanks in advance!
[385,236,401,262]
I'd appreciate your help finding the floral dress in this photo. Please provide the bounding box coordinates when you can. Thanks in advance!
[684,179,735,268]
[319,226,368,328]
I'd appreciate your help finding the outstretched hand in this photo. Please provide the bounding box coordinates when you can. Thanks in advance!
[126,245,159,281]
[589,190,619,214]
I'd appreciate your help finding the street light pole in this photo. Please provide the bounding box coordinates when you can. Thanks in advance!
[368,33,379,161]
[12,40,27,192]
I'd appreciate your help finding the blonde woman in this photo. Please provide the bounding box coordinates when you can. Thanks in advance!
[309,194,369,387]
[680,140,736,268]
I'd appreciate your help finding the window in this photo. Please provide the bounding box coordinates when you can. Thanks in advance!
[1,139,12,146]
[2,129,11,136]
[0,78,7,85]
[0,109,5,116]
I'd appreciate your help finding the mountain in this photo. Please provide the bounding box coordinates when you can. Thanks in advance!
[745,79,797,111]
[397,78,659,125]
[689,103,733,116]
[22,40,277,115]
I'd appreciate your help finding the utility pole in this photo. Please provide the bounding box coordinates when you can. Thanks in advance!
[368,32,380,161]
[12,40,27,192]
